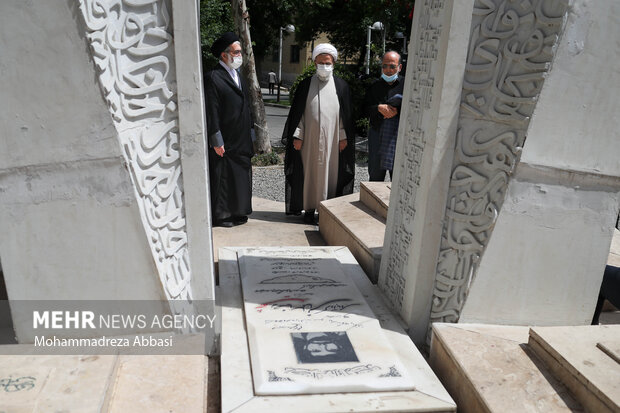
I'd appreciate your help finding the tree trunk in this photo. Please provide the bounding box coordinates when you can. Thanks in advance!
[231,0,272,153]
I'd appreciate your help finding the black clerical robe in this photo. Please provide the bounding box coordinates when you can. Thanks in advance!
[281,75,356,215]
[204,64,254,221]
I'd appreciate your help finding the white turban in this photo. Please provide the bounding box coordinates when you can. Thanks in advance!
[312,43,338,62]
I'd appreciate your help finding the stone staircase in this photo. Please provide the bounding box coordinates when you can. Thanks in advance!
[318,182,391,283]
[431,323,620,413]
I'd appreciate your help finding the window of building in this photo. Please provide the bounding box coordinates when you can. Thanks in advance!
[290,45,300,63]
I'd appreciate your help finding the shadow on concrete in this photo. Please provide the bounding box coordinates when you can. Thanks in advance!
[250,210,302,224]
[518,343,584,411]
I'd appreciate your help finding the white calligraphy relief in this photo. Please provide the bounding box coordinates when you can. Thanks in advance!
[379,0,446,312]
[430,0,567,330]
[78,0,192,306]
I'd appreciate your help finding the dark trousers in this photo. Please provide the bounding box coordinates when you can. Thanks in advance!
[368,128,387,181]
[269,82,275,94]
[592,265,620,324]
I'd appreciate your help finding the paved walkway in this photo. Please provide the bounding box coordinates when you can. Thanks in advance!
[212,197,324,266]
[262,105,289,148]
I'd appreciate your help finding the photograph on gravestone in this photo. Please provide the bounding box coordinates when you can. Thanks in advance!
[291,332,359,364]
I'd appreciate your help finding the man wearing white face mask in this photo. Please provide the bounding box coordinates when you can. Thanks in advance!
[204,32,255,227]
[364,51,404,181]
[282,44,355,224]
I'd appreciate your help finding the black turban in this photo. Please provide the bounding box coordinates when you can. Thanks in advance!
[210,32,240,58]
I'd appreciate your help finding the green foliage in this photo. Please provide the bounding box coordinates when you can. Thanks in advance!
[200,0,234,69]
[244,0,299,62]
[252,151,282,166]
[289,64,318,101]
[356,117,369,133]
[293,0,414,65]
[198,0,414,73]
[355,150,369,165]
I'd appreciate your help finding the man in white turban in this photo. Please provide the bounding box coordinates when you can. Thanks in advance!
[282,44,355,224]
[311,43,338,61]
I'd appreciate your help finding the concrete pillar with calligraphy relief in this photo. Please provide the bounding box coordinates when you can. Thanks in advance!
[380,0,620,346]
[0,0,217,351]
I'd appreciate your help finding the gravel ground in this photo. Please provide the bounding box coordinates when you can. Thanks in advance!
[252,163,370,202]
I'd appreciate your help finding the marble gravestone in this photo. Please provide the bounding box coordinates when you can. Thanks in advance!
[237,248,415,395]
[379,0,620,346]
[220,246,456,412]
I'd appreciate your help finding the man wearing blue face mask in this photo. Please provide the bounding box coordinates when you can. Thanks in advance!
[364,51,404,181]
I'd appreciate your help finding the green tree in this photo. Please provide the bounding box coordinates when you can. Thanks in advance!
[200,0,414,74]
[292,0,414,68]
[231,0,272,153]
[244,0,296,63]
[200,0,234,68]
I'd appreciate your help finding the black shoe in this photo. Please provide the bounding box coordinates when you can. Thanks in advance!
[213,219,234,228]
[303,210,316,224]
[232,215,248,225]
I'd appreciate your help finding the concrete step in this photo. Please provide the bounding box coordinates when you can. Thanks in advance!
[319,193,386,283]
[0,334,207,412]
[528,325,620,413]
[430,324,584,413]
[360,182,391,219]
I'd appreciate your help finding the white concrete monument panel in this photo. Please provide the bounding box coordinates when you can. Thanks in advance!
[429,0,569,332]
[380,0,574,344]
[379,0,475,345]
[0,1,163,307]
[238,248,415,395]
[0,0,215,350]
[520,0,620,177]
[458,0,620,325]
[78,0,195,306]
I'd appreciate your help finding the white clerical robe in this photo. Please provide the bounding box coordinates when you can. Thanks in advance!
[294,75,347,210]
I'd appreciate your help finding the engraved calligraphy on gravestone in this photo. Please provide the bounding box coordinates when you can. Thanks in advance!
[237,247,415,395]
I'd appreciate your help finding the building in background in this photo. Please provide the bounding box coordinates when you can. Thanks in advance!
[258,33,331,87]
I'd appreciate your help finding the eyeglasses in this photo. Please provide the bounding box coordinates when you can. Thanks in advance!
[229,50,242,56]
[382,64,399,69]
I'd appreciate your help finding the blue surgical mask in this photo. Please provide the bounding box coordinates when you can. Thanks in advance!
[381,72,399,83]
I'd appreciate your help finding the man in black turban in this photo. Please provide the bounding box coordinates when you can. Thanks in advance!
[204,32,255,227]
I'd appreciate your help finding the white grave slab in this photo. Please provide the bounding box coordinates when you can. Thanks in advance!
[220,247,455,412]
[237,248,415,395]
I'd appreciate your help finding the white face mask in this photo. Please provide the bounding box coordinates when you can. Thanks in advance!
[228,55,243,70]
[316,64,333,80]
